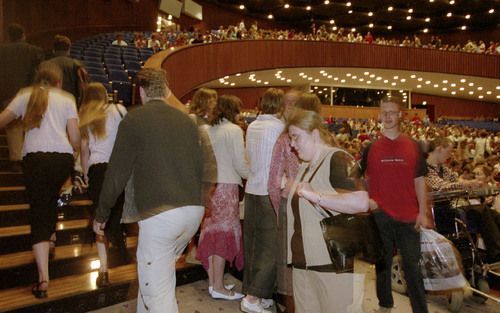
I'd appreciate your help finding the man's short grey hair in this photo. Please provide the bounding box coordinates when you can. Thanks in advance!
[136,68,169,98]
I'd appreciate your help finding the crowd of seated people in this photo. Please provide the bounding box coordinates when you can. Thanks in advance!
[130,22,500,55]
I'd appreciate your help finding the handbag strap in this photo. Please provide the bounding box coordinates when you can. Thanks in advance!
[298,151,334,219]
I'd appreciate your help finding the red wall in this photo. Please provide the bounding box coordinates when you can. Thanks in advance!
[411,93,500,120]
[0,0,158,49]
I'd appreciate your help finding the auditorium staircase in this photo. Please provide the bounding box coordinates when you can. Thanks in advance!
[0,132,206,313]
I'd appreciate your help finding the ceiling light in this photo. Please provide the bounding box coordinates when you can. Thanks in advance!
[408,9,413,13]
[442,80,448,83]
[406,16,412,20]
[230,82,235,86]
[461,25,467,30]
[224,75,229,79]
[384,80,389,83]
[459,87,464,91]
[235,73,241,76]
[369,23,374,28]
[340,79,346,83]
[450,83,456,87]
[442,87,447,91]
[416,85,422,88]
[308,77,313,81]
[299,72,304,76]
[263,81,269,85]
[446,12,452,17]
[284,4,290,9]
[352,75,357,79]
[328,75,332,78]
[391,82,397,86]
[423,28,429,33]
[370,74,375,78]
[465,14,470,19]
[393,75,399,79]
[451,91,456,95]
[364,72,370,75]
[425,17,431,22]
[417,77,423,81]
[367,12,373,17]
[400,78,406,82]
[319,70,325,74]
[351,27,356,32]
[224,81,229,85]
[387,25,392,30]
[477,87,483,90]
[460,78,466,83]
[367,81,372,84]
[348,10,353,14]
[410,74,416,78]
[239,4,245,10]
[346,2,352,7]
[306,5,311,11]
[267,14,273,19]
[330,19,335,24]
[486,91,492,95]
[286,79,292,83]
[468,91,474,95]
[425,80,431,84]
[496,86,500,90]
[359,78,364,82]
[478,95,484,99]
[468,82,474,86]
[429,0,434,2]
[489,9,495,14]
[422,101,427,105]
[376,77,382,80]
[450,0,455,4]
[324,1,330,5]
[346,73,352,77]
[314,79,320,82]
[256,80,261,83]
[388,6,393,11]
[433,84,439,88]
[332,26,338,30]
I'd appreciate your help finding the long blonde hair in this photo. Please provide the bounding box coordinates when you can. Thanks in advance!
[23,62,62,131]
[79,83,109,140]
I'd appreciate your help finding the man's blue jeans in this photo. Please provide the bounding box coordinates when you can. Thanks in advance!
[373,210,429,313]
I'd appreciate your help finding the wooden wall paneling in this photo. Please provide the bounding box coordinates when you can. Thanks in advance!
[1,0,158,48]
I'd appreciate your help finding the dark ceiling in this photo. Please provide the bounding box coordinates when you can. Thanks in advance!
[208,0,500,34]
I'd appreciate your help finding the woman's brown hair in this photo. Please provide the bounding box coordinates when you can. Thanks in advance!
[190,88,217,117]
[23,62,62,131]
[209,94,241,126]
[78,83,109,140]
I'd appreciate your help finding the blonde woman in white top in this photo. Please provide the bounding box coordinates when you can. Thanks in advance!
[79,83,127,288]
[0,62,80,298]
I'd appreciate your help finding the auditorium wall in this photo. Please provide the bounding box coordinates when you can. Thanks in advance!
[0,0,158,49]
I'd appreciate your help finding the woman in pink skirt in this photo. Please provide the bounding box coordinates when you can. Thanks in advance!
[196,95,248,300]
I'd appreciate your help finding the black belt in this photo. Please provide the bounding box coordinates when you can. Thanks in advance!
[292,263,352,273]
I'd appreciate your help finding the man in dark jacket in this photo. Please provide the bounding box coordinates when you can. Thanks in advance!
[0,24,44,171]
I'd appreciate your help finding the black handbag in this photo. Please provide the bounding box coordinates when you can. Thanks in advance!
[301,150,383,273]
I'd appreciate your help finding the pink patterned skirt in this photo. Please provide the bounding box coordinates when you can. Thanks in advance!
[196,183,244,271]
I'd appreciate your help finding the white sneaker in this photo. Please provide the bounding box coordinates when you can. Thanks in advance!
[261,298,274,309]
[208,284,235,295]
[211,289,244,300]
[240,298,272,313]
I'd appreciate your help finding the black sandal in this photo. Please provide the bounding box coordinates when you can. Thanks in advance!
[32,281,48,299]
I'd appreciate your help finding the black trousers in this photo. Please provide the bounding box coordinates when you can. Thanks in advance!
[22,152,73,244]
[87,163,125,248]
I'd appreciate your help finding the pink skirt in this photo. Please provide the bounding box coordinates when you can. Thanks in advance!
[196,183,244,271]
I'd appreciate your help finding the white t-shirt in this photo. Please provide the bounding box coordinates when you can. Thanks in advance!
[88,104,127,166]
[245,114,284,195]
[7,87,78,157]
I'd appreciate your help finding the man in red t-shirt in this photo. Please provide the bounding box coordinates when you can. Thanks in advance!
[361,96,432,313]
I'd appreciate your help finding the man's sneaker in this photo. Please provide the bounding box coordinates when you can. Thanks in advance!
[261,298,274,309]
[240,298,272,313]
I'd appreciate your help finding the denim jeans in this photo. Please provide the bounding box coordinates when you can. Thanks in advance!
[373,210,429,313]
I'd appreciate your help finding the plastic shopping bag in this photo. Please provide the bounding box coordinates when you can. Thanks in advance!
[419,228,466,291]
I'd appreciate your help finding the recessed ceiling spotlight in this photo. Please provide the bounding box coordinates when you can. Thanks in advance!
[346,2,352,7]
[330,19,335,24]
[417,77,423,81]
[359,78,364,82]
[267,14,273,19]
[235,73,241,76]
[416,85,422,88]
[324,1,330,5]
[410,75,416,78]
[376,77,382,80]
[346,73,352,77]
[433,84,439,88]
[422,101,427,105]
[387,25,393,30]
[446,12,452,17]
[391,82,397,86]
[400,78,406,82]
[306,5,311,11]
[451,91,456,95]
[442,87,447,91]
[465,14,471,19]
[340,79,346,83]
[425,80,431,84]
[408,8,413,13]
[384,80,389,83]
[459,87,464,91]
[333,77,338,80]
[442,80,448,83]
[478,95,484,99]
[284,3,290,9]
[224,81,229,85]
[256,80,261,83]
[328,75,333,78]
[299,72,304,76]
[429,0,434,3]
[477,87,483,90]
[315,78,320,82]
[368,12,373,16]
[367,81,372,84]
[450,83,456,87]
[450,0,455,4]
[239,4,245,10]
[230,82,235,86]
[348,10,353,14]
[264,81,269,85]
[352,75,358,79]
[461,25,467,30]
[496,86,500,90]
[308,77,313,81]
[460,79,466,83]
[388,6,393,11]
[423,28,429,33]
[224,76,229,79]
[286,79,292,83]
[393,76,399,79]
[468,91,474,95]
[468,82,474,86]
[332,26,338,30]
[486,91,492,95]
[406,16,412,20]
[425,17,431,22]
[489,9,495,14]
[351,27,356,32]
[370,74,375,78]
[369,23,374,28]
[364,72,370,75]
